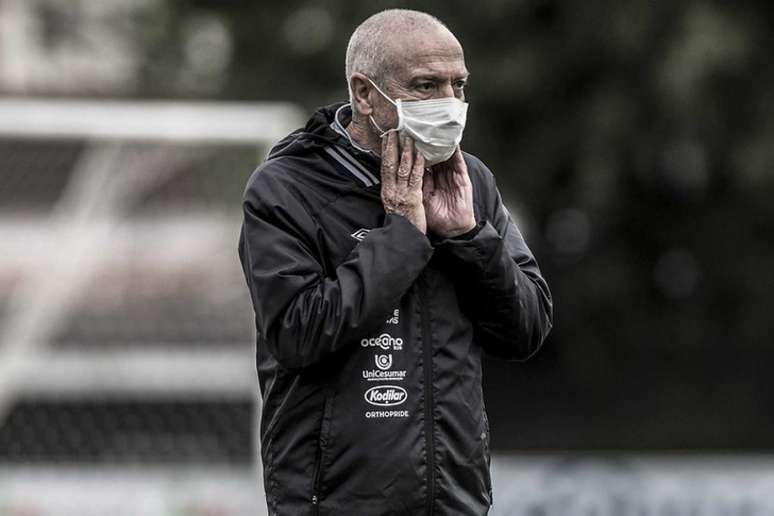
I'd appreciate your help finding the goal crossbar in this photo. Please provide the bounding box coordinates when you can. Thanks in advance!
[0,97,306,144]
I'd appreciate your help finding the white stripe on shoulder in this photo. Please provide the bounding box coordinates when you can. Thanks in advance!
[323,147,374,187]
[328,145,380,185]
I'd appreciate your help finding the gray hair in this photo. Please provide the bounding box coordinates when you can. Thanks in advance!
[345,9,447,99]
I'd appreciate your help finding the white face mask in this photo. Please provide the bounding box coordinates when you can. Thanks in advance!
[367,79,468,166]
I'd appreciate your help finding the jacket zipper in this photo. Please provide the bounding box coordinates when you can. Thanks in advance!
[311,394,328,514]
[483,411,492,506]
[418,275,435,515]
[311,435,322,513]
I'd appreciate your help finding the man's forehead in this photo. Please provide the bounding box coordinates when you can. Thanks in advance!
[406,59,468,77]
[386,30,467,80]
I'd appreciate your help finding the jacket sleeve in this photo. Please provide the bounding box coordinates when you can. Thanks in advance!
[239,169,435,370]
[433,160,553,361]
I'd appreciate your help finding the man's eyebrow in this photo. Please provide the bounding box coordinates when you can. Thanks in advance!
[410,73,470,82]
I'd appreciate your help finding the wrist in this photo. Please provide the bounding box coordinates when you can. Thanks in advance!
[442,219,478,239]
[385,211,427,234]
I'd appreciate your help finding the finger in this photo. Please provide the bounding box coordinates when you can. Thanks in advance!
[381,131,398,190]
[397,136,414,187]
[451,147,471,188]
[408,151,425,191]
[451,146,464,166]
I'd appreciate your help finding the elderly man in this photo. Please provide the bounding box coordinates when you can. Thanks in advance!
[239,9,552,516]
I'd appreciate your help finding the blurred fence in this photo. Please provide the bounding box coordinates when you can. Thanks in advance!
[490,455,774,516]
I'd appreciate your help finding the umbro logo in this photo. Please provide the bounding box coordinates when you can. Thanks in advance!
[350,228,371,241]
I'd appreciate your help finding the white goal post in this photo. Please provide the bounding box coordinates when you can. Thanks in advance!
[0,98,305,420]
[0,98,304,143]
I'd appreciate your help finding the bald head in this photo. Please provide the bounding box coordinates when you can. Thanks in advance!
[345,9,462,92]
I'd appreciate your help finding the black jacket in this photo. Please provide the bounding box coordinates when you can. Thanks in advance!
[238,103,553,515]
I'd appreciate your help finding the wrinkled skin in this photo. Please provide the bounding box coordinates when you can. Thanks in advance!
[422,146,476,237]
[380,133,427,233]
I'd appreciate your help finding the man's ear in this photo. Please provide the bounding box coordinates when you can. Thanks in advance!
[349,72,374,117]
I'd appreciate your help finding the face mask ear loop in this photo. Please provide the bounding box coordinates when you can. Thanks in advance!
[366,78,401,138]
[367,79,397,107]
[369,115,398,139]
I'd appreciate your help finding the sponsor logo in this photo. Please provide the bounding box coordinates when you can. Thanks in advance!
[364,385,407,407]
[385,309,399,325]
[362,369,407,381]
[350,228,371,241]
[360,333,403,351]
[365,410,409,418]
[375,354,392,370]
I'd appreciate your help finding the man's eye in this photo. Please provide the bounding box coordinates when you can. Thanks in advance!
[454,80,467,89]
[417,82,434,91]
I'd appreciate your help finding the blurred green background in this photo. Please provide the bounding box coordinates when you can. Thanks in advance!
[11,0,774,452]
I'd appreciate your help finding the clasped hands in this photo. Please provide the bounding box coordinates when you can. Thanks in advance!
[380,132,476,238]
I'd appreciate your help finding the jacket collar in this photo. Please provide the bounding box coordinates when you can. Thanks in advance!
[325,103,382,187]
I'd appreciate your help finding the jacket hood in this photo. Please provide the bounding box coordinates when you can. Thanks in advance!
[267,102,347,159]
